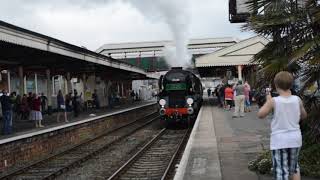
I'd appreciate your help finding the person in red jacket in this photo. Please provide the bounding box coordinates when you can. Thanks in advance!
[31,94,44,128]
[224,84,234,110]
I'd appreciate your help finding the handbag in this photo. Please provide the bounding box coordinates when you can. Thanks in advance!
[60,105,66,109]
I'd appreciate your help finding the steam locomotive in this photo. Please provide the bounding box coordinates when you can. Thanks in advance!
[158,67,203,127]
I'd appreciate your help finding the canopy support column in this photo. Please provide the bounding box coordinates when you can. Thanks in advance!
[237,65,243,81]
[7,70,11,94]
[18,66,25,96]
[35,73,38,94]
[46,69,52,115]
[66,72,72,94]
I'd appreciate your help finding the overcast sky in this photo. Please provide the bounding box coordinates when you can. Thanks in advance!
[0,0,254,51]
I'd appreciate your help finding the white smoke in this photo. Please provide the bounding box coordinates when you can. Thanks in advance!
[124,0,192,67]
[25,0,192,67]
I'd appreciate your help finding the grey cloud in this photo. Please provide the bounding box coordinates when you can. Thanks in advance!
[0,0,254,51]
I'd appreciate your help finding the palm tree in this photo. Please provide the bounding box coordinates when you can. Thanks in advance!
[243,0,320,141]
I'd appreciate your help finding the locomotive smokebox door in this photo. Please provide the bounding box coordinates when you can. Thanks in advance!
[157,67,203,129]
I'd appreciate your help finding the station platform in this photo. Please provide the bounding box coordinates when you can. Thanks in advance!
[0,100,157,173]
[0,100,156,141]
[174,98,317,180]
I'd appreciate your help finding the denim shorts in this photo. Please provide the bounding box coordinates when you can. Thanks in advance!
[271,148,300,180]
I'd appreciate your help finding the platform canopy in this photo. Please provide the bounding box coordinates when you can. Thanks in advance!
[0,20,154,80]
[196,36,269,68]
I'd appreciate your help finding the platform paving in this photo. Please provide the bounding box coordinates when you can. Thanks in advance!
[213,101,271,180]
[0,100,156,140]
[174,102,222,180]
[175,97,317,180]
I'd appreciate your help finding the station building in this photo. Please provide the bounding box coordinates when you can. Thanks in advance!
[96,38,238,71]
[196,36,269,86]
[97,36,269,89]
[96,37,240,96]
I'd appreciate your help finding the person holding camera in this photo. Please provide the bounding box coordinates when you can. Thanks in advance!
[258,71,307,180]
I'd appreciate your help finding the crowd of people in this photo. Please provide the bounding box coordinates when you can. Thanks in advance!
[213,80,252,118]
[0,90,46,135]
[130,90,141,103]
[0,89,101,135]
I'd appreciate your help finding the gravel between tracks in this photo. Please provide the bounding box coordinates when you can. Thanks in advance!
[116,129,188,180]
[56,121,162,180]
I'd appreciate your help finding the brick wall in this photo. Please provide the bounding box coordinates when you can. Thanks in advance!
[0,104,157,173]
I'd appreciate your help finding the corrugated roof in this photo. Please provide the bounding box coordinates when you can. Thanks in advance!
[0,20,147,75]
[96,37,238,53]
[196,36,269,67]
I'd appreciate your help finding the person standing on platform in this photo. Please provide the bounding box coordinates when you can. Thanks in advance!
[40,93,47,114]
[108,94,113,109]
[207,88,211,97]
[65,92,72,112]
[233,80,245,118]
[130,90,135,103]
[244,83,251,112]
[20,94,29,120]
[16,94,22,120]
[57,90,68,123]
[215,85,219,102]
[72,89,80,118]
[92,89,100,109]
[258,71,307,180]
[9,92,17,120]
[224,85,233,110]
[27,92,33,119]
[31,94,44,128]
[232,83,237,107]
[0,90,13,135]
[219,84,225,108]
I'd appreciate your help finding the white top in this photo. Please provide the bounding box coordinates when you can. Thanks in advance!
[270,95,302,150]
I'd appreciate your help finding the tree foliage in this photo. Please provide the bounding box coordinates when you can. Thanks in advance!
[243,0,320,140]
[243,0,320,90]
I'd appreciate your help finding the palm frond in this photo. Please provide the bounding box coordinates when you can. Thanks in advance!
[244,0,320,143]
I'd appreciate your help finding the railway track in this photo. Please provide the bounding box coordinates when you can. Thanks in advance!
[108,128,190,180]
[0,113,159,180]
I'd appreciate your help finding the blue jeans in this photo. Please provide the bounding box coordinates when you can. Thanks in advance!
[2,110,12,135]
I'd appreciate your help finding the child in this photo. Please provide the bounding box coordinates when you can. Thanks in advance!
[258,71,307,180]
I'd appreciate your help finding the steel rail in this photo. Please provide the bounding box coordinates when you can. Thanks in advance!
[107,128,190,180]
[0,112,158,180]
[161,129,191,180]
[107,128,167,180]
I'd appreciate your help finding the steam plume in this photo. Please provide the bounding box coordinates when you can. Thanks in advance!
[124,0,192,67]
[36,0,192,67]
